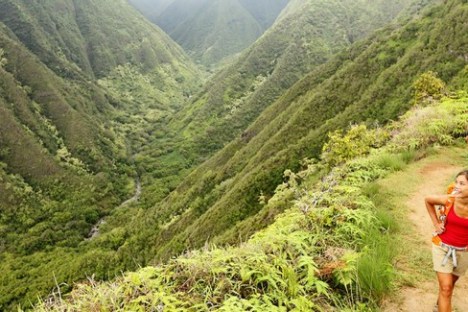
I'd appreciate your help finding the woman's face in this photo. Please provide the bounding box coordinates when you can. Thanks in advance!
[455,174,468,198]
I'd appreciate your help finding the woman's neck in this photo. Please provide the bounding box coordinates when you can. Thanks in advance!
[456,197,468,208]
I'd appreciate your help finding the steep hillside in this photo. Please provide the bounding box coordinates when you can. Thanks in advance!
[0,0,200,308]
[0,21,126,310]
[168,0,263,66]
[170,0,419,159]
[35,83,468,311]
[131,0,419,217]
[133,0,288,66]
[238,0,289,30]
[0,0,201,131]
[0,0,195,79]
[128,0,467,263]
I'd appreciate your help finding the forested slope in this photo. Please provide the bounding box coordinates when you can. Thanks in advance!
[171,0,419,157]
[0,0,199,308]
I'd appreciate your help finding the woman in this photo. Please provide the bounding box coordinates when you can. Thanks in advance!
[425,170,468,312]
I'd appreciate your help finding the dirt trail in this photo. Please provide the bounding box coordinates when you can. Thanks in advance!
[384,163,468,311]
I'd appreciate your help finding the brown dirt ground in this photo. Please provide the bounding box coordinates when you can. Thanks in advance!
[383,163,468,312]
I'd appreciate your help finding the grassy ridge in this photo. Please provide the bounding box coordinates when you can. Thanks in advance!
[172,0,418,157]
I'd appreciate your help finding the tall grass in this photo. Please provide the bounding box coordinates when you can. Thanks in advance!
[357,230,395,302]
[375,152,407,172]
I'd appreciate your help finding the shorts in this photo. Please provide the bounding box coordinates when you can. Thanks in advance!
[432,243,468,276]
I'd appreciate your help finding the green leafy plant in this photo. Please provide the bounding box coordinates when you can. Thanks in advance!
[413,71,446,105]
[321,125,390,168]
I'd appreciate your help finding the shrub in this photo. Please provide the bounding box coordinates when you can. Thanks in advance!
[412,71,445,105]
[321,125,389,168]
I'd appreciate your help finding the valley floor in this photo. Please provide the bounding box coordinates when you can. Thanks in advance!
[382,150,468,311]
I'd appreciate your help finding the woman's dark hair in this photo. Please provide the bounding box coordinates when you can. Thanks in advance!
[456,170,468,180]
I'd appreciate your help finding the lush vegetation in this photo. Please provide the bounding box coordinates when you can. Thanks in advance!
[130,0,417,214]
[118,0,467,266]
[171,0,418,157]
[1,0,467,309]
[0,0,200,309]
[34,90,468,311]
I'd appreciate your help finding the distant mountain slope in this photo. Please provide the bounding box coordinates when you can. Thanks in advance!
[0,0,200,308]
[0,0,196,79]
[171,0,419,156]
[132,0,418,211]
[238,0,289,30]
[128,0,175,21]
[128,0,467,262]
[169,0,263,65]
[151,0,209,35]
[131,0,288,65]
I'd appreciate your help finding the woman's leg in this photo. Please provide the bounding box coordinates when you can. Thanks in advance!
[436,272,455,312]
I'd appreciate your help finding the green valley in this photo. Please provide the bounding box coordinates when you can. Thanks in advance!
[0,0,467,310]
[0,0,200,308]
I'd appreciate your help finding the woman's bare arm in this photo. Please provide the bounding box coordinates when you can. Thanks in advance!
[425,194,449,234]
